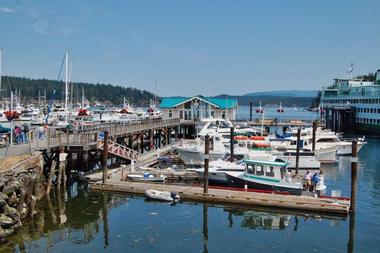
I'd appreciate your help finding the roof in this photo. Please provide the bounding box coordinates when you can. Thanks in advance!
[159,96,238,109]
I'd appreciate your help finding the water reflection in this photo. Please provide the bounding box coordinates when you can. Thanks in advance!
[0,185,356,253]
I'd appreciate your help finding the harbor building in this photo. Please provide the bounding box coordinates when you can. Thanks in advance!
[159,96,238,121]
[321,69,380,134]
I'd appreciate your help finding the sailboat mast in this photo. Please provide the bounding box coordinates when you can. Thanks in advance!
[82,86,84,108]
[65,51,69,122]
[154,78,157,105]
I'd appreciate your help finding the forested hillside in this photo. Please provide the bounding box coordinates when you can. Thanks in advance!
[0,76,156,106]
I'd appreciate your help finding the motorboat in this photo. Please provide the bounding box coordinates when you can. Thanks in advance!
[175,135,227,164]
[127,173,166,182]
[145,189,180,202]
[225,159,304,195]
[191,159,245,184]
[272,150,321,170]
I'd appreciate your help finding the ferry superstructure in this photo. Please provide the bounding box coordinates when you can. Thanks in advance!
[321,69,380,134]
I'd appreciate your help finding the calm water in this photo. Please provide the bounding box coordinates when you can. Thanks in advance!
[1,109,380,253]
[236,105,318,121]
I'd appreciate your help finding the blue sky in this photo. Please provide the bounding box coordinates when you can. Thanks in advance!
[0,0,379,96]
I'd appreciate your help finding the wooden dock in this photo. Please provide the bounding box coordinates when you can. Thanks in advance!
[89,180,350,215]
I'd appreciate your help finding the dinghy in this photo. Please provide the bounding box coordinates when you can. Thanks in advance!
[127,173,166,182]
[145,189,180,202]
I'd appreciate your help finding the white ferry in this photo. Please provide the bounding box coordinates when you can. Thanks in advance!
[321,69,380,135]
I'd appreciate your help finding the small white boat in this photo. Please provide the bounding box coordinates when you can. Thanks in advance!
[145,189,180,202]
[127,173,166,182]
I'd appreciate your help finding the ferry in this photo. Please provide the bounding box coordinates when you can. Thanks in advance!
[321,69,380,135]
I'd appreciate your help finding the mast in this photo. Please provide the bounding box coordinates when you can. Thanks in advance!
[81,86,84,108]
[65,51,69,122]
[154,78,157,106]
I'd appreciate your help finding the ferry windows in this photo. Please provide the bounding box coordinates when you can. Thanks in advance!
[256,165,264,176]
[266,166,275,177]
[377,109,380,113]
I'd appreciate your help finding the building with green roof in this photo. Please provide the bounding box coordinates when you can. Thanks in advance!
[159,96,238,121]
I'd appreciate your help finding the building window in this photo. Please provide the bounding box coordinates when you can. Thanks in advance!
[180,110,183,119]
[221,111,226,119]
[169,110,173,118]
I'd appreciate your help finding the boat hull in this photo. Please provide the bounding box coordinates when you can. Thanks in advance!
[176,148,225,164]
[225,172,303,195]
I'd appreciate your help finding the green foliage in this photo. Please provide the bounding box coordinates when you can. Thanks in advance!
[0,76,156,106]
[355,72,376,82]
[310,90,322,108]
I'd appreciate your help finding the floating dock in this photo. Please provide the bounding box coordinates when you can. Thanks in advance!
[89,179,350,215]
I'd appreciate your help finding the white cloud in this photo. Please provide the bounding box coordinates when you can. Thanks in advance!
[0,7,15,13]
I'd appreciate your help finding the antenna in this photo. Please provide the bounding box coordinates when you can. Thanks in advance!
[348,62,354,79]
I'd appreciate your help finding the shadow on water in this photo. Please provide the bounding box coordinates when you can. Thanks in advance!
[0,182,358,253]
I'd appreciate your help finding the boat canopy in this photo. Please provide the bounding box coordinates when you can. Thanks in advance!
[245,159,288,167]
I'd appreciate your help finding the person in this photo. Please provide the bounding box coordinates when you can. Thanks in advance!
[312,171,320,192]
[285,169,292,182]
[22,124,29,143]
[14,126,21,144]
[303,170,312,191]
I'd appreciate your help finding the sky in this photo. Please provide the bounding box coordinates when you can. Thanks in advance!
[0,0,379,97]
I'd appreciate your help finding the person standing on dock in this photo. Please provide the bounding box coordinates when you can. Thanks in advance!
[303,170,312,191]
[312,171,320,192]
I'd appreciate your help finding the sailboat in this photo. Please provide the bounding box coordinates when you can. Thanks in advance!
[56,51,70,127]
[277,102,284,113]
[256,101,264,113]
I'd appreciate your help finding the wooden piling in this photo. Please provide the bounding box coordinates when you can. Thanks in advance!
[350,140,358,213]
[57,147,64,190]
[230,127,234,162]
[203,134,210,194]
[312,120,317,152]
[295,128,301,175]
[102,131,109,184]
[249,102,253,122]
[46,160,57,194]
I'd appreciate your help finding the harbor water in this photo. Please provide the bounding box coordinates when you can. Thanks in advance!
[1,108,380,253]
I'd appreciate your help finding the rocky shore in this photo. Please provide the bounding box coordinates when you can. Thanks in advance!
[0,152,44,240]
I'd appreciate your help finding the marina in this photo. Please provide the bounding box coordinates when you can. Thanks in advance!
[0,1,379,252]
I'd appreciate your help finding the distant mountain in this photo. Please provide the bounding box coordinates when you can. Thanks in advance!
[244,90,319,98]
[214,94,314,107]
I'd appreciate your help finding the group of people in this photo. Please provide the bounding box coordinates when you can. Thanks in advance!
[303,169,323,192]
[13,124,30,144]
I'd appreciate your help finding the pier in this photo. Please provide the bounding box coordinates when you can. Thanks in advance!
[89,179,350,215]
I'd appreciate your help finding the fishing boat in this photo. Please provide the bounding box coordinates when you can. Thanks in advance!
[145,189,180,202]
[225,159,303,195]
[127,173,166,182]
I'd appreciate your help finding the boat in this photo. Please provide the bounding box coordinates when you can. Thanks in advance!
[175,135,227,164]
[321,68,380,135]
[256,101,264,113]
[127,173,166,182]
[277,102,284,113]
[191,159,246,184]
[225,159,304,195]
[145,189,180,202]
[272,150,321,170]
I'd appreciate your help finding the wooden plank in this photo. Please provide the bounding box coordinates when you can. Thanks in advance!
[90,180,350,214]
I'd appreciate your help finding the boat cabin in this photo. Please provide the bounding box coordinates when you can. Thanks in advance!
[244,160,290,182]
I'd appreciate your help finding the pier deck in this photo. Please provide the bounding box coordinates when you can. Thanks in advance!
[89,179,350,215]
